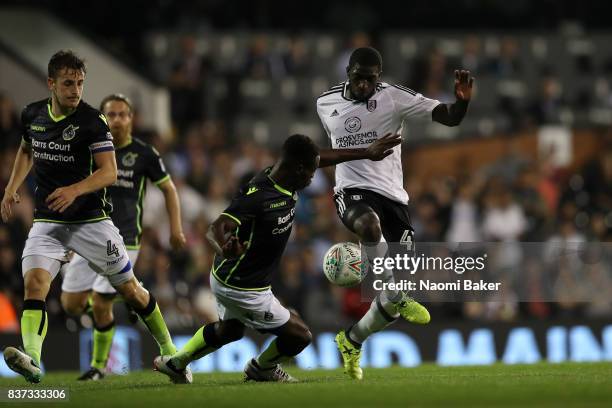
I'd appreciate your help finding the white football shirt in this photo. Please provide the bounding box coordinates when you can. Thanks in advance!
[316,81,440,204]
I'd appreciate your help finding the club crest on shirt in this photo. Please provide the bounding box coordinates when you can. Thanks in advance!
[344,117,362,133]
[62,125,79,141]
[367,100,377,112]
[122,152,138,167]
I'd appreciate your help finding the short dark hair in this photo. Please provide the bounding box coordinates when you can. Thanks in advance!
[348,47,383,70]
[99,93,133,113]
[48,50,86,79]
[281,134,319,166]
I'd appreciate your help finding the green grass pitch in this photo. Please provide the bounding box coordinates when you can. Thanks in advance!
[1,363,611,407]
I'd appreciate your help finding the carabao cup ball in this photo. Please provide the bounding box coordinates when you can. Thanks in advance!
[322,242,364,287]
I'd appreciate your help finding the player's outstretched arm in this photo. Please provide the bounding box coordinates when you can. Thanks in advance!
[432,69,474,127]
[158,179,186,251]
[46,150,117,213]
[318,133,402,167]
[1,142,33,222]
[206,214,247,259]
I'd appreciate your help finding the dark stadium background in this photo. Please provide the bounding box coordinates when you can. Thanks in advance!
[1,0,611,374]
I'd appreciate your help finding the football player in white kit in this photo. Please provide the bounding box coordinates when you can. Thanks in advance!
[317,47,474,380]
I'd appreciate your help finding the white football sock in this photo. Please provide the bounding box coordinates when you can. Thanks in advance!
[347,294,399,345]
[362,235,403,303]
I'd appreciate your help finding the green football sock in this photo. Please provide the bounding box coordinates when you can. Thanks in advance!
[135,295,176,356]
[172,326,218,369]
[90,322,116,370]
[256,339,291,369]
[21,300,48,365]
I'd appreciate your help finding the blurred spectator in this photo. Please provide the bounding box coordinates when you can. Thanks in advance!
[168,35,211,133]
[528,74,568,126]
[282,36,312,77]
[514,166,550,239]
[275,252,308,315]
[482,182,528,242]
[459,35,484,75]
[413,194,444,242]
[487,37,522,78]
[446,177,483,242]
[409,47,451,100]
[581,145,612,213]
[243,35,285,79]
[143,173,208,246]
[0,93,21,151]
[305,278,351,330]
[204,174,230,222]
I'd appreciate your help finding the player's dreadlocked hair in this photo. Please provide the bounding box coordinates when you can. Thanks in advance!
[100,93,134,113]
[48,50,86,79]
[348,47,383,70]
[282,134,319,166]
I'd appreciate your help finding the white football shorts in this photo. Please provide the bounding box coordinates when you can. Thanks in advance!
[22,220,134,287]
[61,249,139,294]
[210,274,290,331]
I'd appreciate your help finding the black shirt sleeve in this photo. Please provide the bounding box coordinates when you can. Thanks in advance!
[87,112,114,154]
[146,146,170,185]
[222,185,261,225]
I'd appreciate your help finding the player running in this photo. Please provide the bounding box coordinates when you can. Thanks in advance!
[316,47,474,380]
[1,50,186,384]
[60,94,186,381]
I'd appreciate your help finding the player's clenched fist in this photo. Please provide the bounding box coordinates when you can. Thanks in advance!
[222,235,248,259]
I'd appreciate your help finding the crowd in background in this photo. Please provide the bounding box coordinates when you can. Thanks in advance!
[2,2,612,331]
[150,29,612,145]
[1,76,611,333]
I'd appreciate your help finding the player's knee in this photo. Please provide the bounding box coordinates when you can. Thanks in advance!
[215,320,245,344]
[24,269,51,294]
[296,327,313,348]
[283,316,312,351]
[278,326,312,356]
[115,279,148,308]
[354,212,382,243]
[61,293,88,316]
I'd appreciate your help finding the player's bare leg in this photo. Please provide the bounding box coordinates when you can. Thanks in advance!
[60,290,114,380]
[336,208,429,379]
[244,312,311,382]
[60,291,90,316]
[77,292,116,381]
[4,267,52,383]
[154,319,242,384]
[114,277,178,356]
[351,209,429,324]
